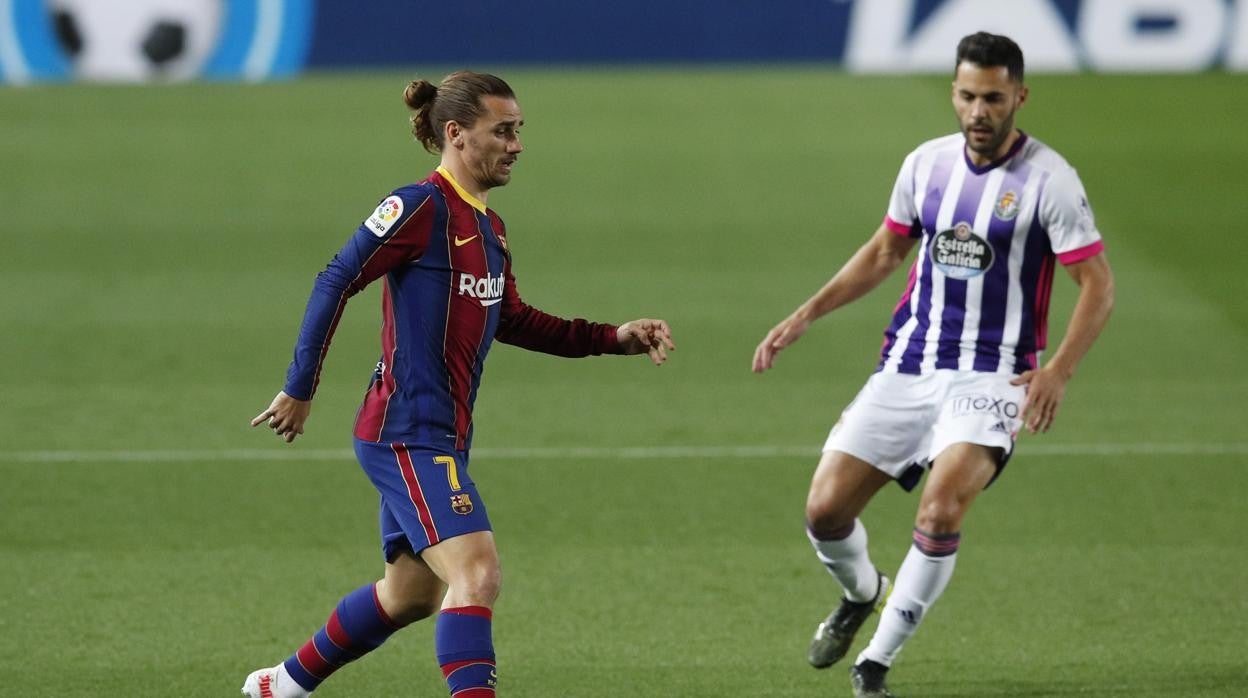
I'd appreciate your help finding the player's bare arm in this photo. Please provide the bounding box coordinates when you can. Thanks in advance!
[251,391,312,443]
[752,224,917,373]
[1010,252,1115,433]
[616,318,676,365]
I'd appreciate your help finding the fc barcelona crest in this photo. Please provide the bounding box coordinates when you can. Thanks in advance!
[994,190,1020,220]
[450,493,474,515]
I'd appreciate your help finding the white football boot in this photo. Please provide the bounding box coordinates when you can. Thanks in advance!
[241,664,310,698]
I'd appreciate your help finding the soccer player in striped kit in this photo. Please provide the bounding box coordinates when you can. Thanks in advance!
[752,33,1114,698]
[241,71,675,698]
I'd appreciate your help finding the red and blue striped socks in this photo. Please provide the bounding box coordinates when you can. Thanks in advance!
[275,588,497,695]
[283,583,403,691]
[436,606,497,697]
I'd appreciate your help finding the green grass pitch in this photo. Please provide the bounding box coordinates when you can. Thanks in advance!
[1,68,1246,696]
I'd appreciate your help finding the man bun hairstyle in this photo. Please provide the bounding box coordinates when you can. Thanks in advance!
[404,79,440,152]
[956,31,1025,83]
[403,71,516,154]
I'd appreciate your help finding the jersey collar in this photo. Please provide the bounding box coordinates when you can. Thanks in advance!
[963,131,1029,175]
[436,166,487,213]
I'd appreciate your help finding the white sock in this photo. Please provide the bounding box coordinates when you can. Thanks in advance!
[807,519,878,602]
[858,544,957,667]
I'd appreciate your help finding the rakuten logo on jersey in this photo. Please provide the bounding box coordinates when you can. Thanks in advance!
[457,272,505,307]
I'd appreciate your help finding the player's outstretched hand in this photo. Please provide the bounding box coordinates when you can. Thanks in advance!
[1010,366,1070,434]
[752,314,811,373]
[251,391,312,443]
[617,319,676,366]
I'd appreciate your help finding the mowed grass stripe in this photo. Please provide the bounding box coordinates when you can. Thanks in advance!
[4,441,1248,463]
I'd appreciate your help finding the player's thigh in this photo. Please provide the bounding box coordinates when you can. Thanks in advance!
[916,442,1000,534]
[420,530,501,608]
[807,450,893,533]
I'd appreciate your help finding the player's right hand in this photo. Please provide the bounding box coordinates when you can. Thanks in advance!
[752,314,811,373]
[251,391,312,443]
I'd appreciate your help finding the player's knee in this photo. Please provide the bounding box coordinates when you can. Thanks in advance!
[915,499,963,535]
[394,595,442,625]
[805,496,854,539]
[377,579,441,625]
[451,560,502,607]
[474,564,502,603]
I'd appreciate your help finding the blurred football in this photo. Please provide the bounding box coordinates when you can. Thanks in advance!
[48,0,221,82]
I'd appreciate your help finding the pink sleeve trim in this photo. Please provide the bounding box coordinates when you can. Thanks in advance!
[883,215,914,237]
[1057,240,1104,265]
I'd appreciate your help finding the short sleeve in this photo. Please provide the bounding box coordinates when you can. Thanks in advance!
[884,151,922,238]
[1039,167,1104,265]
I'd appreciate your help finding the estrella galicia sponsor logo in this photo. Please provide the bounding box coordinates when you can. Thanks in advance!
[951,395,1020,420]
[931,222,994,279]
[457,271,505,307]
[994,190,1020,220]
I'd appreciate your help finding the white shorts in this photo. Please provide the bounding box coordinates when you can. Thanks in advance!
[822,370,1025,491]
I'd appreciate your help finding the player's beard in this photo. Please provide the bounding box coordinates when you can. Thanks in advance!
[963,108,1017,160]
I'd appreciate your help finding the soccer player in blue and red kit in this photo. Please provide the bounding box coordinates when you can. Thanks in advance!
[753,34,1114,697]
[241,71,675,698]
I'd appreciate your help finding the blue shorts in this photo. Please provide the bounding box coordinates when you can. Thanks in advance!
[354,439,492,561]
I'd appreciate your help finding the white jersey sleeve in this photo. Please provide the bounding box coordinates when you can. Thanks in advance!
[884,150,922,237]
[1038,165,1103,263]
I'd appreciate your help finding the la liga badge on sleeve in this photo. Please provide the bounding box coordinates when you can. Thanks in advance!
[365,196,404,237]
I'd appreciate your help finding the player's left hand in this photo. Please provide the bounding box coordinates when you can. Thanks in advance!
[251,390,312,443]
[617,319,676,366]
[1010,366,1071,434]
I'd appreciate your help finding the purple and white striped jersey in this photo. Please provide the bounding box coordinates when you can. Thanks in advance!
[878,132,1104,376]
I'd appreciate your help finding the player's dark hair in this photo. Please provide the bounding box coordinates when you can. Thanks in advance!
[404,71,516,154]
[955,32,1025,83]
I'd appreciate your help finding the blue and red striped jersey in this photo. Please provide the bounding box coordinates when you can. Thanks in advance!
[283,166,621,451]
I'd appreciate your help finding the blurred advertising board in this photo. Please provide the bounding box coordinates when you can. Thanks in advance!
[2,0,1244,84]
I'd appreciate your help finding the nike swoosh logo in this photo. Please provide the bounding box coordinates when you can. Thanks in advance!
[454,235,478,247]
